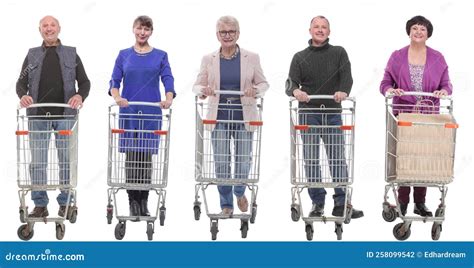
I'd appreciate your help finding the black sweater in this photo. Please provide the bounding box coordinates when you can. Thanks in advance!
[286,39,353,109]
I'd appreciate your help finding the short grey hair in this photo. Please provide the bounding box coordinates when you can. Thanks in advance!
[39,15,60,27]
[310,15,330,28]
[216,16,240,32]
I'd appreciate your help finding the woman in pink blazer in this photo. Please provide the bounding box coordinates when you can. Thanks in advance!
[193,16,269,215]
[380,15,453,217]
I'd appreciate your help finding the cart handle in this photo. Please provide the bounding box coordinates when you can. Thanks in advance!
[385,91,452,100]
[18,103,78,109]
[109,101,164,108]
[196,89,263,98]
[290,95,355,102]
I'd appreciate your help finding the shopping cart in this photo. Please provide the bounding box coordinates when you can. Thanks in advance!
[106,102,171,241]
[16,103,79,241]
[381,92,458,241]
[289,95,356,240]
[193,90,263,240]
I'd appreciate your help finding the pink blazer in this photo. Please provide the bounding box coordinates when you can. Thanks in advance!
[193,47,269,130]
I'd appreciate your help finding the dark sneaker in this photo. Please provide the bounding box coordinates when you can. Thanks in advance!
[332,205,364,219]
[351,208,364,219]
[332,205,345,217]
[414,203,432,217]
[130,200,140,217]
[58,206,73,218]
[140,199,150,217]
[309,203,324,217]
[28,206,49,218]
[399,203,408,216]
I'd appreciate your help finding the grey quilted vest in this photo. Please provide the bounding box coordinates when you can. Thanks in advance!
[26,44,77,115]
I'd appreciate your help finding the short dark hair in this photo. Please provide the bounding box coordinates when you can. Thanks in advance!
[133,15,153,30]
[406,15,433,38]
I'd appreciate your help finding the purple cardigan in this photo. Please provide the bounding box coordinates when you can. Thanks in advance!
[380,46,452,110]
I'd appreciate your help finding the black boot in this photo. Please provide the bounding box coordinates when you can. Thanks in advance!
[332,205,364,219]
[129,200,140,217]
[140,191,150,216]
[414,203,432,217]
[140,199,150,216]
[128,190,140,218]
[399,203,408,216]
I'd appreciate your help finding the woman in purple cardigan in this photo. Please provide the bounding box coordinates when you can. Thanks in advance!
[380,15,453,217]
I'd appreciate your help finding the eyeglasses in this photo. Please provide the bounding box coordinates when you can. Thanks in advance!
[218,30,237,37]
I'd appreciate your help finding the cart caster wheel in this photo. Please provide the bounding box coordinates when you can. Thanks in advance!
[69,207,78,224]
[250,203,257,224]
[146,222,154,241]
[344,206,353,224]
[431,223,442,241]
[393,223,411,241]
[55,223,65,240]
[305,224,314,241]
[291,205,300,222]
[159,207,166,226]
[210,221,218,241]
[193,205,201,221]
[17,224,34,241]
[241,220,249,238]
[106,205,113,224]
[114,222,126,240]
[335,223,343,240]
[382,208,397,222]
[19,207,28,223]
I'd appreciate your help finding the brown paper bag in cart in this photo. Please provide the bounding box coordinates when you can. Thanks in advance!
[394,113,456,183]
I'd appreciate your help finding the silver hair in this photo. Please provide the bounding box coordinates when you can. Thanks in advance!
[216,16,240,32]
[39,15,60,27]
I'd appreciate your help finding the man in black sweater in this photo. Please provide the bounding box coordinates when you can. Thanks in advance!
[16,16,90,220]
[286,16,363,220]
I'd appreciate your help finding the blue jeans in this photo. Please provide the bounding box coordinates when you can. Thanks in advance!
[300,113,348,206]
[211,122,253,209]
[29,118,76,207]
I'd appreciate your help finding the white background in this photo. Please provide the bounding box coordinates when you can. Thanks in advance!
[0,0,472,241]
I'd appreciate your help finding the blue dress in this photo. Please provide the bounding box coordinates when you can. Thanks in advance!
[109,47,175,153]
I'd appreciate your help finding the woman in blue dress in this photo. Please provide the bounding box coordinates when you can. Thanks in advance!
[109,16,175,216]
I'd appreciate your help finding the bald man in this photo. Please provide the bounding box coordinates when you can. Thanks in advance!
[16,16,90,219]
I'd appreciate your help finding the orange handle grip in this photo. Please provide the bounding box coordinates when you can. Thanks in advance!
[203,120,217,125]
[154,130,168,135]
[249,121,263,126]
[294,125,309,131]
[58,130,72,136]
[15,130,29,135]
[398,121,413,127]
[111,129,125,134]
[340,125,354,131]
[445,123,459,129]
